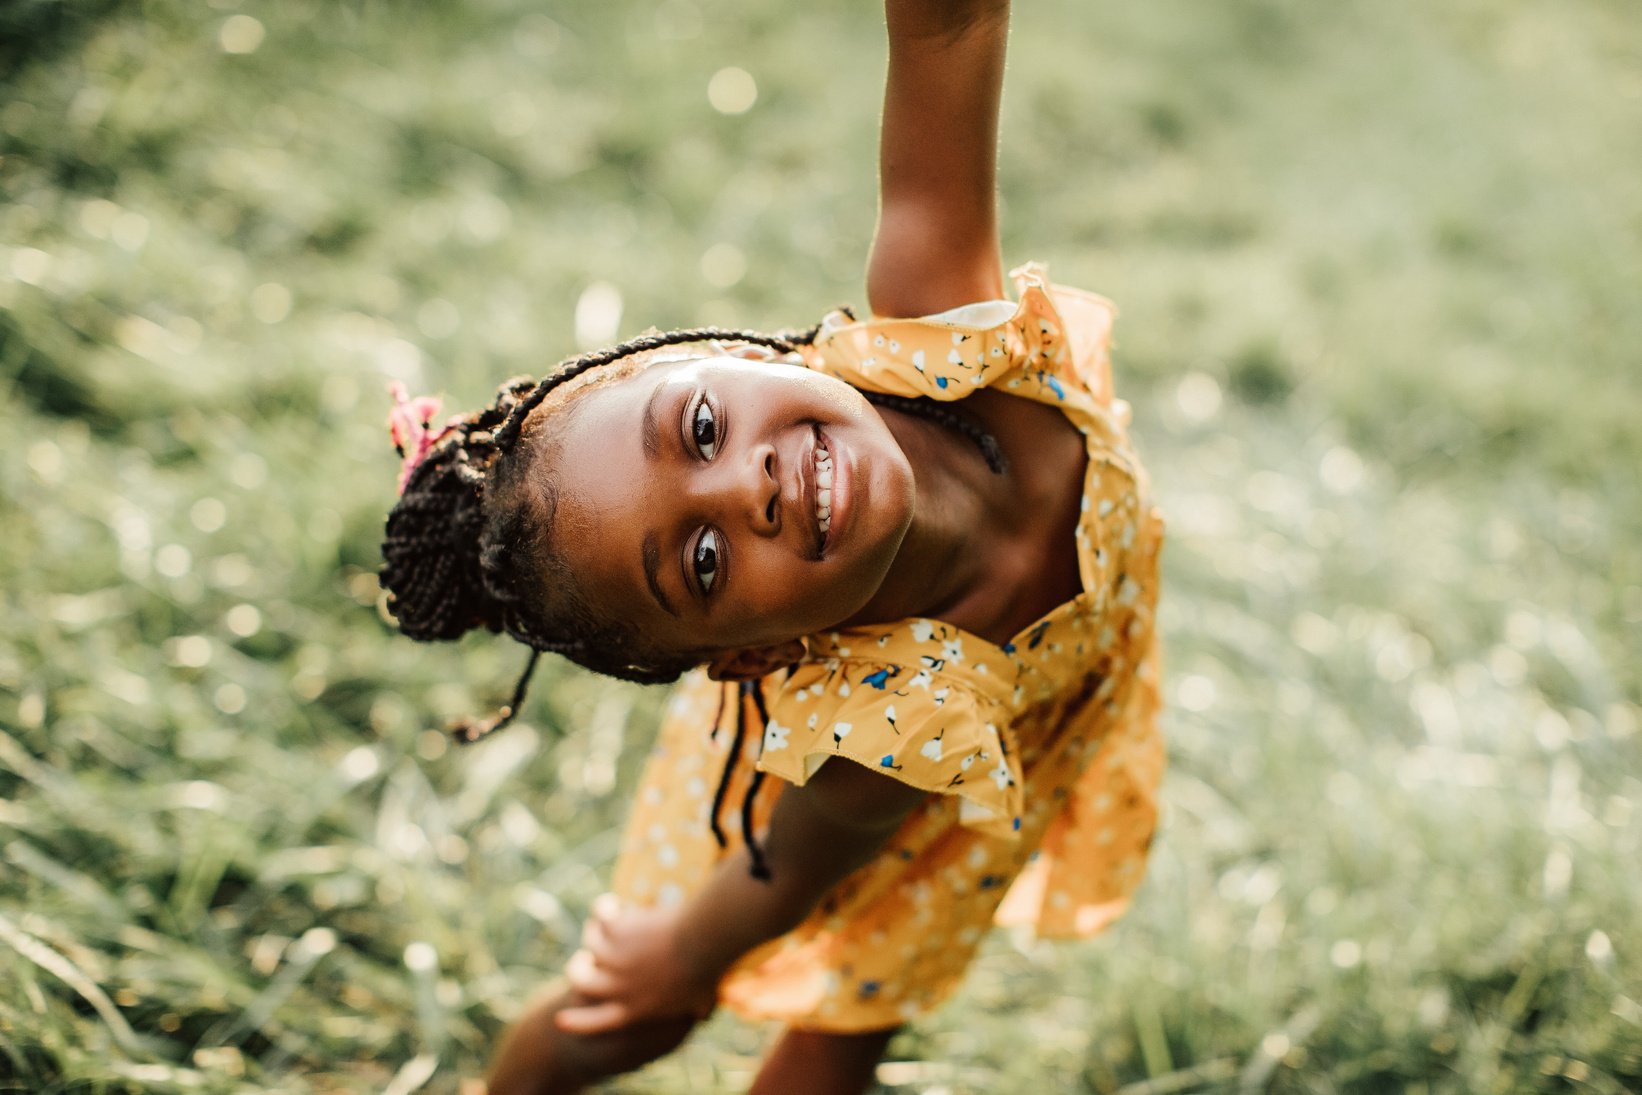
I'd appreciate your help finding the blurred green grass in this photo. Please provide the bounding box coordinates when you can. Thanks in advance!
[1,0,1639,1091]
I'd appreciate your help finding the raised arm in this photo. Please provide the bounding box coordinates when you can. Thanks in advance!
[867,0,1011,318]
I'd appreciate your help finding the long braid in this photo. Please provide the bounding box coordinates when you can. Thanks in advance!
[862,390,1009,474]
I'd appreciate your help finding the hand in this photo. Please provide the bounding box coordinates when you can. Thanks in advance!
[556,895,719,1035]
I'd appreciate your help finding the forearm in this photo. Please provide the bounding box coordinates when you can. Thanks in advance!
[885,0,1011,43]
[868,0,1011,316]
[673,766,926,985]
[668,848,823,984]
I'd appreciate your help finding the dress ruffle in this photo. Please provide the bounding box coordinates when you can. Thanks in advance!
[803,263,1118,413]
[755,621,1025,840]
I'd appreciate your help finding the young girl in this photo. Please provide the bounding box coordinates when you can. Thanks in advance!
[381,1,1164,1091]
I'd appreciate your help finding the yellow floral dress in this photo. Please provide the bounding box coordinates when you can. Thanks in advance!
[611,264,1165,1031]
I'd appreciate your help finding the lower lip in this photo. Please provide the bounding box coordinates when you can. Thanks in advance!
[820,429,851,556]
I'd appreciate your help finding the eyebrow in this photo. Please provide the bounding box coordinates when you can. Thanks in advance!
[642,532,679,617]
[641,381,668,460]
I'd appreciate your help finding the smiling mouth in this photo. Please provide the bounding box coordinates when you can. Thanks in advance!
[814,434,834,540]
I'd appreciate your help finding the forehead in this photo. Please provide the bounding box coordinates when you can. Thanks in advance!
[540,359,716,638]
[564,352,809,413]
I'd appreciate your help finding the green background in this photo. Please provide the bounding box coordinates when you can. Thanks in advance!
[1,0,1638,1091]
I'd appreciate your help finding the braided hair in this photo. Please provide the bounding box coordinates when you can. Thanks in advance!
[381,319,1006,741]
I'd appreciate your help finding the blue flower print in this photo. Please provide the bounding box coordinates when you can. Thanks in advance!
[862,667,896,690]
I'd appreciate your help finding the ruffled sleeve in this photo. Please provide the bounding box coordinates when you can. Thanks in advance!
[800,263,1118,412]
[752,627,1026,841]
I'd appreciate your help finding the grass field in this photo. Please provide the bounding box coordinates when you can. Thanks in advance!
[2,0,1639,1091]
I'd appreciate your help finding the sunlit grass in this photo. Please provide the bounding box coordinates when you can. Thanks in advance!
[1,0,1638,1092]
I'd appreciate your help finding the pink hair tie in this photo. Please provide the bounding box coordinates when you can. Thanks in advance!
[388,381,457,494]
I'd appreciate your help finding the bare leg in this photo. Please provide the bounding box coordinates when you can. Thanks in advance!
[747,1026,898,1095]
[486,983,697,1095]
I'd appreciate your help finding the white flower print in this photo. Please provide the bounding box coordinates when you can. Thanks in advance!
[1117,576,1140,606]
[764,721,791,752]
[941,637,964,663]
[920,733,944,762]
[911,619,935,643]
[990,761,1013,791]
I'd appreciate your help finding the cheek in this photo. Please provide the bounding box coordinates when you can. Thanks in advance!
[782,367,871,421]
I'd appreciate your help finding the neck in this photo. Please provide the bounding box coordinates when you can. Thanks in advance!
[841,407,996,628]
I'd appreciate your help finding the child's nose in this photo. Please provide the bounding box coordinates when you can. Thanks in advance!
[733,441,780,536]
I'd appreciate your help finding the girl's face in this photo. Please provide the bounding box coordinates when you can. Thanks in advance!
[546,356,916,663]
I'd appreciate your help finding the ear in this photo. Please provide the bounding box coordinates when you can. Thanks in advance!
[705,639,806,682]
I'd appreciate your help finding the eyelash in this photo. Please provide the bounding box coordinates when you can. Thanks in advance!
[691,396,719,460]
[688,393,722,597]
[692,529,720,596]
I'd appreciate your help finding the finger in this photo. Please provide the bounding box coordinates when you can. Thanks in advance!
[591,893,622,923]
[584,920,624,966]
[564,949,619,997]
[555,999,631,1035]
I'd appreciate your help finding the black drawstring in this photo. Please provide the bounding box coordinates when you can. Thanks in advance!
[710,685,728,744]
[705,680,774,881]
[742,767,770,881]
[708,681,743,850]
[742,682,774,880]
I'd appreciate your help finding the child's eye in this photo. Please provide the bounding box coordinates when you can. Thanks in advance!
[693,529,720,594]
[691,399,718,460]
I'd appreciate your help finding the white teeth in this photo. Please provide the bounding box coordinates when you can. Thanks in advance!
[814,440,836,539]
